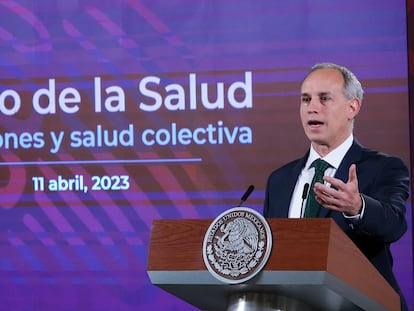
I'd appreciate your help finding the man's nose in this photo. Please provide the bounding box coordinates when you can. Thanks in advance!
[307,98,320,111]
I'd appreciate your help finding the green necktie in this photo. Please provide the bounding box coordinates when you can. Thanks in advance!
[304,158,331,218]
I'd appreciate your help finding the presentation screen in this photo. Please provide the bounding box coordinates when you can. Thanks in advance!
[0,1,411,310]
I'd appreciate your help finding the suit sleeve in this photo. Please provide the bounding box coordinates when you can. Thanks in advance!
[348,155,409,243]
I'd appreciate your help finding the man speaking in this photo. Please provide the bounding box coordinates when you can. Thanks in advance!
[263,63,410,311]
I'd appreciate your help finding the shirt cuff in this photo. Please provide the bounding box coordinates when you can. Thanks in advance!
[342,194,365,221]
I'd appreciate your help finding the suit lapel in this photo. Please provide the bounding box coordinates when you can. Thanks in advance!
[318,140,364,218]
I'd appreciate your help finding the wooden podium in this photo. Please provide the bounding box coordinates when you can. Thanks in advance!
[147,218,400,311]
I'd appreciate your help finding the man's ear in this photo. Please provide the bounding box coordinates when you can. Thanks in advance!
[349,98,361,119]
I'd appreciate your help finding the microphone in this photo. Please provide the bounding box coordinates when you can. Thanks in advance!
[300,183,310,218]
[238,185,255,206]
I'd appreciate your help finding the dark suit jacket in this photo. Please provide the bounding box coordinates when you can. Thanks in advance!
[263,139,410,309]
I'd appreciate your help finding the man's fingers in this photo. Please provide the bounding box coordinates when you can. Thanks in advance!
[348,164,358,184]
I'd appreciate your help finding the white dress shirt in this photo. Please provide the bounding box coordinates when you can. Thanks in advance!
[288,135,354,218]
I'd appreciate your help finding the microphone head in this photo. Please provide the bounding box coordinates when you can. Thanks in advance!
[241,185,255,202]
[302,183,309,200]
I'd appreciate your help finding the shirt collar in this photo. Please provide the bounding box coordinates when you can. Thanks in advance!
[306,134,354,170]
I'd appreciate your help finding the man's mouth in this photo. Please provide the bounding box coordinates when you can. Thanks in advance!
[308,120,324,126]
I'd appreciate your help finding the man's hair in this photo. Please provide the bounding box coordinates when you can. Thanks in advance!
[306,62,364,102]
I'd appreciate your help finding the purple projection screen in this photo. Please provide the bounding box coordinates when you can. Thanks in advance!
[0,1,412,310]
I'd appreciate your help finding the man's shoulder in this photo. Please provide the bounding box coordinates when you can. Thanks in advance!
[354,144,408,173]
[268,157,304,178]
[359,145,405,163]
[351,140,405,162]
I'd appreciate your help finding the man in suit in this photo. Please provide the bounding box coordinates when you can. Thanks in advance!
[263,62,410,310]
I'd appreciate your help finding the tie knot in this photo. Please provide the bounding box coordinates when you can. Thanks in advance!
[311,158,331,174]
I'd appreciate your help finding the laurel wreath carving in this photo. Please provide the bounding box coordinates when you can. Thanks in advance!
[206,240,265,277]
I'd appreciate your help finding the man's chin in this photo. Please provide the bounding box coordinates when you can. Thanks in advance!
[310,139,329,148]
[306,133,325,144]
